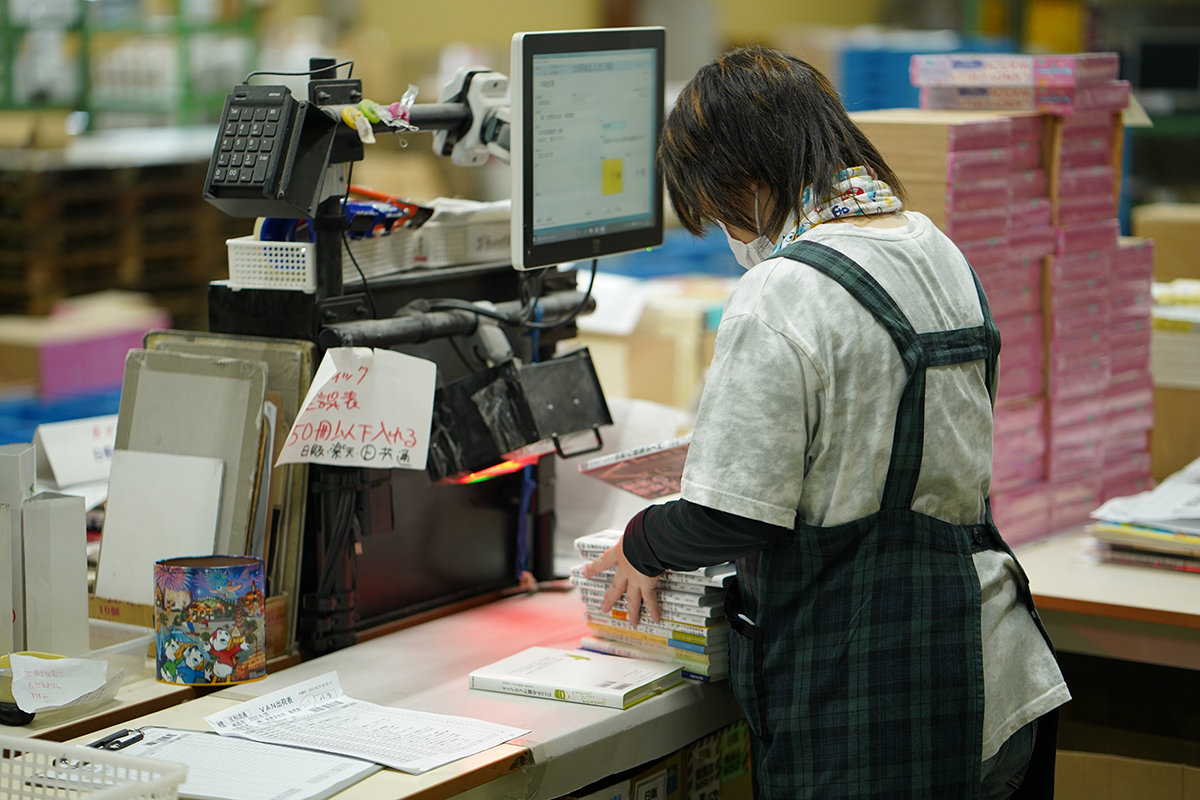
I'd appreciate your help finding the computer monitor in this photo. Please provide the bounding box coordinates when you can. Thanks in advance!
[510,27,666,271]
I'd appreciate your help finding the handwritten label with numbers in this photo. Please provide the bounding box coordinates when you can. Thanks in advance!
[33,414,118,488]
[277,348,436,470]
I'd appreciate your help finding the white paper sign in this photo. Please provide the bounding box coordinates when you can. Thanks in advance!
[33,415,118,488]
[8,654,108,713]
[277,348,437,470]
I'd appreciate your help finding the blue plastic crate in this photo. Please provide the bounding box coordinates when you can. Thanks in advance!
[0,386,122,446]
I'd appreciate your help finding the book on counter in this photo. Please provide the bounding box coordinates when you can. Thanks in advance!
[577,435,691,499]
[469,646,684,710]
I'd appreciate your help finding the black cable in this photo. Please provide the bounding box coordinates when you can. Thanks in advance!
[522,259,598,330]
[339,161,378,319]
[425,298,522,325]
[242,60,355,84]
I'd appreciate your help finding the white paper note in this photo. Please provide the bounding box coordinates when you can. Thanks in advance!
[203,672,529,775]
[8,654,107,713]
[34,415,118,489]
[277,348,437,470]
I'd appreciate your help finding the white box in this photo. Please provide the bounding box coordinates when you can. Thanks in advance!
[22,492,89,657]
[0,443,35,652]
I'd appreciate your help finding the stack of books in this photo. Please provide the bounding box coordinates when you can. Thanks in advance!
[1088,456,1200,572]
[570,530,734,682]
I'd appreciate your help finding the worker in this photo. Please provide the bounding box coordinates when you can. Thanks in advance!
[583,47,1070,800]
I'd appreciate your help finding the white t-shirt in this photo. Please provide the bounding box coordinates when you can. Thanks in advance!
[681,211,1070,759]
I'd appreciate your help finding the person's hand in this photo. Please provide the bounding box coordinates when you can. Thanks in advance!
[581,536,662,626]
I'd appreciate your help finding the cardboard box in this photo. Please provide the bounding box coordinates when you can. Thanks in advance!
[1133,203,1200,282]
[1151,387,1200,482]
[630,750,681,800]
[1056,751,1200,800]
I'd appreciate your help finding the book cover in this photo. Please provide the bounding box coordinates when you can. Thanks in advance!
[583,612,728,643]
[585,621,728,653]
[468,646,683,709]
[577,435,691,499]
[569,575,726,607]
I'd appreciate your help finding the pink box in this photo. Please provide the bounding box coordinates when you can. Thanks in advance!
[1048,392,1104,429]
[1047,300,1108,339]
[1049,475,1103,530]
[957,236,1010,269]
[919,81,1131,114]
[1010,197,1053,229]
[1113,237,1155,274]
[1055,166,1116,196]
[947,148,1016,184]
[993,450,1047,494]
[1105,377,1154,434]
[946,178,1013,213]
[1048,438,1104,481]
[1102,475,1153,502]
[1104,429,1148,460]
[1048,354,1111,401]
[1009,225,1057,261]
[945,118,1016,151]
[994,312,1043,345]
[1109,317,1151,350]
[1047,274,1109,313]
[1056,219,1120,255]
[1059,110,1119,135]
[998,340,1045,400]
[1046,248,1113,283]
[1056,132,1115,169]
[1010,113,1045,142]
[1109,289,1153,321]
[946,206,1011,242]
[1108,345,1151,381]
[1057,194,1118,226]
[995,396,1046,437]
[910,53,1119,87]
[1010,169,1048,200]
[1103,451,1152,487]
[979,263,1042,318]
[1012,139,1043,170]
[991,481,1052,545]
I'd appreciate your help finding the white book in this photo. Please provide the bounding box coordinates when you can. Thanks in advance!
[582,598,720,628]
[579,636,729,676]
[0,504,10,654]
[23,492,89,656]
[569,575,725,607]
[0,443,35,651]
[579,592,725,620]
[469,646,683,710]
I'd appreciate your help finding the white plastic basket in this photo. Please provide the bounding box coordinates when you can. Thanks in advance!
[413,218,510,268]
[226,236,317,294]
[341,229,415,283]
[0,735,186,799]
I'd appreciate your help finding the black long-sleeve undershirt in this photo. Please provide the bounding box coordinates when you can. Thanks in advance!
[622,497,791,576]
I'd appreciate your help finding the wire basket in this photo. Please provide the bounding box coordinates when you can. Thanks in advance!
[0,735,187,799]
[226,236,317,294]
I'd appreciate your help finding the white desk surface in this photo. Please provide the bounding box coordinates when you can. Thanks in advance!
[73,588,743,800]
[1015,526,1200,670]
[1016,526,1200,627]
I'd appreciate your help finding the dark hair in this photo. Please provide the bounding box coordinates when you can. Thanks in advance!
[659,46,906,237]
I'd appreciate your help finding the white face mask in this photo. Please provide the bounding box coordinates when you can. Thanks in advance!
[717,188,795,270]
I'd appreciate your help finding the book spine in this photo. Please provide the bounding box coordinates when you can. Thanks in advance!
[577,435,691,472]
[581,635,727,665]
[468,673,624,709]
[579,638,720,676]
[581,595,724,622]
[571,570,726,595]
[586,604,721,629]
[586,621,725,653]
[584,612,728,641]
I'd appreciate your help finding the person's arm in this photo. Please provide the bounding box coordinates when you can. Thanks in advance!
[623,498,789,575]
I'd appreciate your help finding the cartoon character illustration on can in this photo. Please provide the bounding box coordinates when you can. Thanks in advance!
[154,555,267,685]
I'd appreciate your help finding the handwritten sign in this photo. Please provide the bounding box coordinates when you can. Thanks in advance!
[277,348,436,470]
[34,414,118,488]
[8,653,108,713]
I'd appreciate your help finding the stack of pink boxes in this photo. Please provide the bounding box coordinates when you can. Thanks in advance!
[902,51,1156,541]
[978,114,1058,545]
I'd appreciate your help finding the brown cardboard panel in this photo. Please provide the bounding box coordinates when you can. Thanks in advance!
[1151,387,1200,481]
[1132,204,1200,282]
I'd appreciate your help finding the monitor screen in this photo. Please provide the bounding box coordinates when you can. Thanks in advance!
[510,27,665,270]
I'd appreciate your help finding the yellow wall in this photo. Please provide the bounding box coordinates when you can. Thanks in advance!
[713,0,885,45]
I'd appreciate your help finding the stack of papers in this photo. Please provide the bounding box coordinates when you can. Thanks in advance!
[1088,456,1200,571]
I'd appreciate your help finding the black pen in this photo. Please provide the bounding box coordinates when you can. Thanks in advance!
[85,728,144,751]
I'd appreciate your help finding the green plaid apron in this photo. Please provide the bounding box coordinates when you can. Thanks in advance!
[726,239,1058,799]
